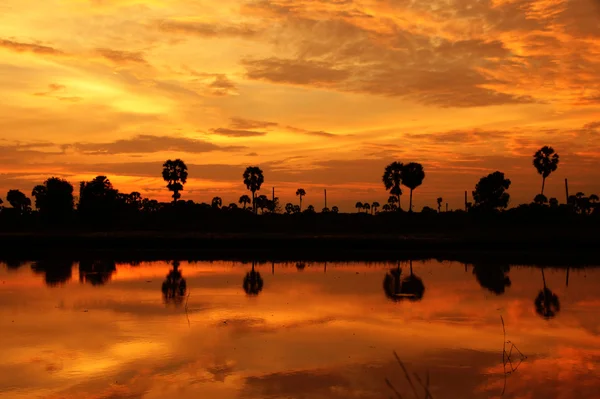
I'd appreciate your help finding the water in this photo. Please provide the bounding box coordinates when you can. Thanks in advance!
[1,260,599,399]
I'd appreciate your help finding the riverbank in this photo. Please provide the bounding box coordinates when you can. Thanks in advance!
[1,230,598,266]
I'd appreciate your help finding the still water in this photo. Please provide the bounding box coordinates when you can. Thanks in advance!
[0,260,599,399]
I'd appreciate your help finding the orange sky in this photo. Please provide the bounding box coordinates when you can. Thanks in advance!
[1,0,599,211]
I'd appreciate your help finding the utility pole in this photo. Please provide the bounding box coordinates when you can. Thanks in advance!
[324,189,327,209]
[464,191,468,211]
[565,178,569,204]
[272,186,275,202]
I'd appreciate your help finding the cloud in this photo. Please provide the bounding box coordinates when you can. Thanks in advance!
[407,129,510,144]
[0,38,64,55]
[95,48,148,65]
[284,125,337,137]
[230,118,278,130]
[67,135,246,155]
[208,74,238,96]
[209,128,267,137]
[243,57,351,85]
[157,20,260,38]
[33,83,83,102]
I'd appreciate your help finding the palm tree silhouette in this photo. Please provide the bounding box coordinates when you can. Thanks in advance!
[363,202,371,214]
[306,204,315,213]
[211,196,222,209]
[533,146,559,195]
[355,201,363,213]
[162,159,188,203]
[243,166,264,214]
[162,260,187,305]
[383,162,404,211]
[239,194,251,209]
[331,206,339,213]
[437,197,443,213]
[534,268,560,319]
[401,261,425,301]
[383,263,403,302]
[371,201,380,214]
[285,203,294,214]
[296,188,306,211]
[472,262,512,295]
[387,195,399,211]
[79,260,117,286]
[243,261,264,296]
[549,197,559,208]
[296,262,306,271]
[382,204,391,212]
[401,163,425,213]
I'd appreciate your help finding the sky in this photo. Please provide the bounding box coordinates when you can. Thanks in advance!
[1,0,599,211]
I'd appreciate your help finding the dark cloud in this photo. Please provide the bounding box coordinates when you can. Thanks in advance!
[67,135,246,155]
[208,75,238,96]
[95,48,148,65]
[210,128,267,137]
[285,125,337,137]
[243,57,351,85]
[157,20,260,38]
[0,39,64,55]
[230,118,278,130]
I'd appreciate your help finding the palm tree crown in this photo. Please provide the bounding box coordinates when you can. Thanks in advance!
[533,146,559,195]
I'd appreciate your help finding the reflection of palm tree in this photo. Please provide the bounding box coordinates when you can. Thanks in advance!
[296,262,306,271]
[162,261,187,305]
[383,261,425,302]
[472,262,511,295]
[79,260,116,285]
[535,268,560,319]
[243,261,263,296]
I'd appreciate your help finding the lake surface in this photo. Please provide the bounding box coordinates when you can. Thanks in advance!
[1,260,599,399]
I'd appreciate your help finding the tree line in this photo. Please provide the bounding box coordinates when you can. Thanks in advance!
[0,145,597,226]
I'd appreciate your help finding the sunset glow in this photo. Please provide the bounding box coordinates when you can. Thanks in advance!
[1,0,599,210]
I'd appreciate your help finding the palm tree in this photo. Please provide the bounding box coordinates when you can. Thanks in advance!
[549,197,559,208]
[387,196,398,211]
[238,194,251,209]
[355,201,363,213]
[371,201,380,214]
[211,196,222,209]
[331,206,339,213]
[363,202,371,214]
[382,261,425,302]
[401,162,425,213]
[256,194,268,214]
[401,261,425,301]
[535,268,560,319]
[306,204,315,213]
[383,264,403,302]
[243,261,263,296]
[533,146,559,195]
[382,204,391,212]
[437,197,443,213]
[296,188,306,211]
[383,162,403,211]
[162,159,188,203]
[243,166,264,214]
[293,205,301,213]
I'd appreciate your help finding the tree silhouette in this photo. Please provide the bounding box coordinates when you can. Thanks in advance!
[243,166,264,214]
[372,202,380,214]
[533,194,548,206]
[549,197,559,208]
[535,268,560,319]
[383,264,403,301]
[256,194,268,214]
[31,260,73,287]
[331,206,339,213]
[162,159,188,203]
[79,260,116,286]
[533,146,559,195]
[296,262,306,271]
[293,205,300,213]
[78,176,120,222]
[211,197,222,209]
[472,262,512,295]
[243,261,263,296]
[285,202,294,214]
[473,171,511,211]
[7,189,31,214]
[306,204,315,213]
[382,204,391,212]
[239,194,251,210]
[322,207,330,213]
[400,261,425,301]
[355,201,363,213]
[437,197,443,213]
[32,177,74,219]
[383,162,403,211]
[387,195,399,211]
[401,163,425,213]
[296,188,306,211]
[162,260,187,305]
[363,202,371,214]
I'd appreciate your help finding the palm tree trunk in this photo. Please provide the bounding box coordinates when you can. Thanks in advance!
[541,177,546,195]
[397,193,401,211]
[565,267,569,287]
[252,192,256,214]
[542,268,547,289]
[409,189,413,213]
[300,197,302,212]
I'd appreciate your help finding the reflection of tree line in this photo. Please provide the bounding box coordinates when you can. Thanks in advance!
[3,260,565,319]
